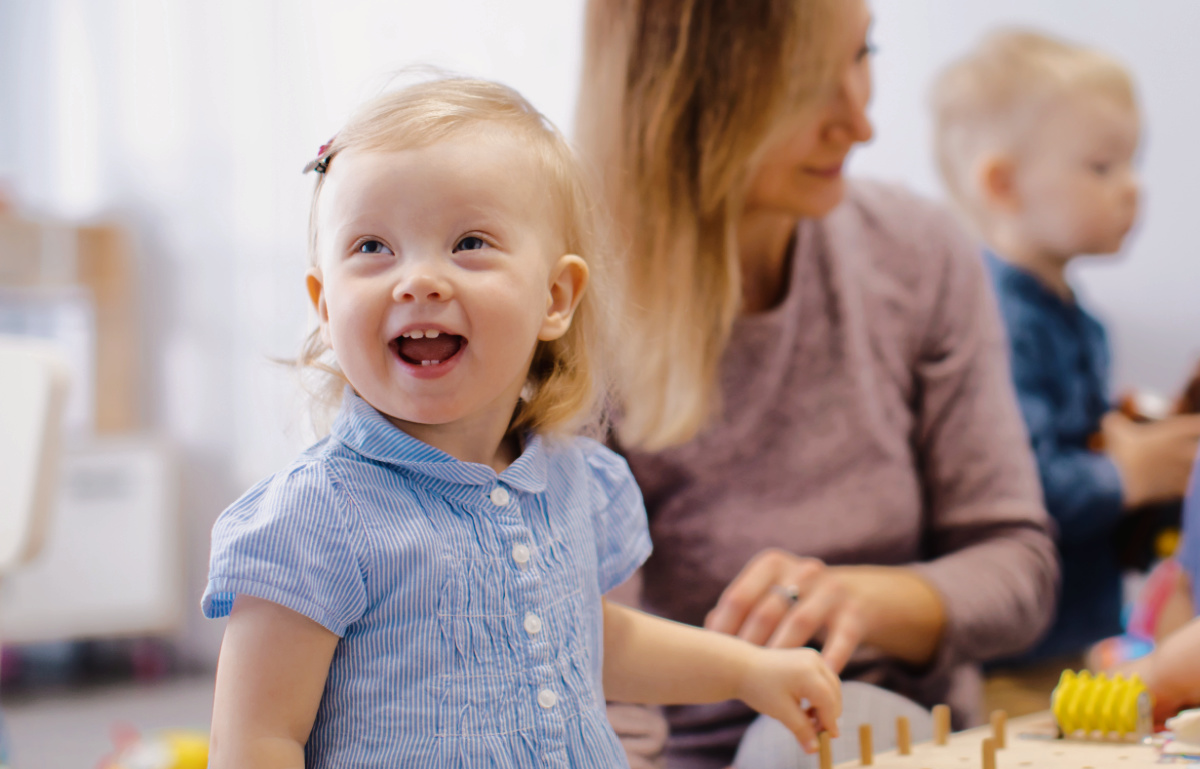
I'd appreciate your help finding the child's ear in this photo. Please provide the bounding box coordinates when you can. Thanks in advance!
[977,153,1021,213]
[306,267,332,346]
[538,254,589,342]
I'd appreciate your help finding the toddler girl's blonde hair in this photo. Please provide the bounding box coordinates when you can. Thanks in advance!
[931,29,1137,228]
[298,77,617,437]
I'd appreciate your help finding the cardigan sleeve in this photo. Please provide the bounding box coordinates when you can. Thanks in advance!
[905,215,1060,672]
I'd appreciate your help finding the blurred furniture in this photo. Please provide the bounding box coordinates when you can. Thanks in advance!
[0,212,140,435]
[0,437,180,642]
[0,335,70,575]
[0,213,181,643]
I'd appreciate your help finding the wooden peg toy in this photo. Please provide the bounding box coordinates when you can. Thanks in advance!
[981,737,996,769]
[932,704,951,746]
[896,715,911,756]
[859,724,873,766]
[818,730,832,769]
[990,709,1007,749]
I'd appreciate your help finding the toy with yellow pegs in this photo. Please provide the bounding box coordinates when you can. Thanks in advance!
[1051,669,1152,740]
[826,709,1172,768]
[813,671,1200,768]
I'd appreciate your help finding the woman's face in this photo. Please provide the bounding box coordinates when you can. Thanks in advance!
[745,0,875,219]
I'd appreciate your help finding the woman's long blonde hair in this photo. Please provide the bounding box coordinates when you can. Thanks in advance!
[576,0,839,451]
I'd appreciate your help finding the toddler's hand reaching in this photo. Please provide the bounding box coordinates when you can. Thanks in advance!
[736,646,841,754]
[1102,412,1200,508]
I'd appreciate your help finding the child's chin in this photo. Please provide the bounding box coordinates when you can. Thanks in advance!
[407,403,478,427]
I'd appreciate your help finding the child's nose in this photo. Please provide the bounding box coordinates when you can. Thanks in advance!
[393,269,452,303]
[1123,174,1141,209]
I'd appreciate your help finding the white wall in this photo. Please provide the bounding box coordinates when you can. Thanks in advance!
[856,1,1200,395]
[3,1,1199,665]
[3,0,589,663]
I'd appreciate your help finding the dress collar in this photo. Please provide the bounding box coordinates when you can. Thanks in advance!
[330,388,548,493]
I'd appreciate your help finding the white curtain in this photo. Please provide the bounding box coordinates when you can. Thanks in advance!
[2,0,586,662]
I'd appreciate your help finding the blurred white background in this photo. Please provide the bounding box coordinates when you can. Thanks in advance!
[1,0,1197,673]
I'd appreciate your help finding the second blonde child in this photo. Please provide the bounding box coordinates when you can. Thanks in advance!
[932,30,1200,661]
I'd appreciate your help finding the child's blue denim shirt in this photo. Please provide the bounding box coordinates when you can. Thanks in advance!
[203,389,651,769]
[985,251,1124,659]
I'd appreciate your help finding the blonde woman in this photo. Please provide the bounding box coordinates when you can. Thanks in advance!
[578,0,1059,765]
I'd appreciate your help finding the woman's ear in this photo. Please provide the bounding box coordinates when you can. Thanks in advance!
[538,254,589,342]
[306,267,332,346]
[976,153,1021,214]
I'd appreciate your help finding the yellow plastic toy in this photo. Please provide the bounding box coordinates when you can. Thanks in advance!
[102,729,208,769]
[1051,669,1152,739]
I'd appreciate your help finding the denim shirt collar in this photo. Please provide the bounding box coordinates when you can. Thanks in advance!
[330,388,548,494]
[983,250,1078,315]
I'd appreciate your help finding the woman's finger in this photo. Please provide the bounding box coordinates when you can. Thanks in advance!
[704,550,790,634]
[726,557,826,642]
[819,610,864,674]
[736,590,791,646]
[766,576,842,649]
[736,561,823,643]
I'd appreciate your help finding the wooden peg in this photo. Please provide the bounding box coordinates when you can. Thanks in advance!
[990,709,1007,749]
[819,731,833,769]
[933,704,951,745]
[859,723,873,766]
[897,715,912,755]
[981,736,996,769]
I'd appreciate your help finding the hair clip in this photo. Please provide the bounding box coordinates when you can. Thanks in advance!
[303,136,337,174]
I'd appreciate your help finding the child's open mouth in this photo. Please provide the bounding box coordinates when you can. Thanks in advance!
[391,329,466,367]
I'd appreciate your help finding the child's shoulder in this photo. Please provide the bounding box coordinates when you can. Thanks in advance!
[220,433,424,525]
[984,252,1109,339]
[218,439,344,524]
[540,434,642,516]
[543,433,633,481]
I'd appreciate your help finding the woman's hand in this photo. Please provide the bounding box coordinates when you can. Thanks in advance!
[704,549,947,669]
[736,646,842,754]
[704,549,865,672]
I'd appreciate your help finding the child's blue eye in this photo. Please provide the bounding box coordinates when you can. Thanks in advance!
[454,236,487,252]
[358,240,393,255]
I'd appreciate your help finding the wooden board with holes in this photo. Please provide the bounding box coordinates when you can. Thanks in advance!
[833,712,1169,768]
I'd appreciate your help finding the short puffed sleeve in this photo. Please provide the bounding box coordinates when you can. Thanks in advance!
[582,441,652,594]
[201,460,369,636]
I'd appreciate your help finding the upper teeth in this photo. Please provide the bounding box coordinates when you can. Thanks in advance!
[401,329,441,339]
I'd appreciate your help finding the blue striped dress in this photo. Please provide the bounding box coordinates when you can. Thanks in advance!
[203,389,651,768]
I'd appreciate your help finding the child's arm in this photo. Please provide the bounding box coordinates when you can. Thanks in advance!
[1101,412,1200,509]
[602,599,841,753]
[1155,568,1195,642]
[1127,617,1200,722]
[210,595,340,769]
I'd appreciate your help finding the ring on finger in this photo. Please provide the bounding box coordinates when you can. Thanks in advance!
[770,583,801,606]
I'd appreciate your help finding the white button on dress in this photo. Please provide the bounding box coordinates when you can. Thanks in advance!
[490,487,510,506]
[511,543,531,565]
[537,688,558,709]
[524,613,543,635]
